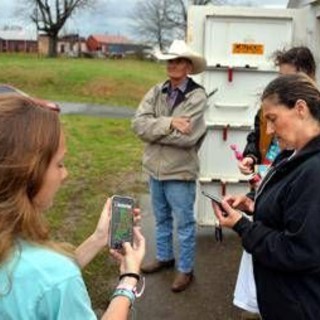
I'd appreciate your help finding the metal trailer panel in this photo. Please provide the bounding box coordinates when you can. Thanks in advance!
[199,124,252,179]
[197,124,252,226]
[203,69,276,125]
[204,15,293,69]
[187,6,297,58]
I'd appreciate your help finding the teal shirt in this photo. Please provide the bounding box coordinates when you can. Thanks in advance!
[0,241,97,320]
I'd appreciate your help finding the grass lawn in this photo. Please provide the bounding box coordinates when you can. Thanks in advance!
[0,54,166,107]
[48,115,147,312]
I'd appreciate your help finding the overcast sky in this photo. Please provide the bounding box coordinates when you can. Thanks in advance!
[0,0,289,38]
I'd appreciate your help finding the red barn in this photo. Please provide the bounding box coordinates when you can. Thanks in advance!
[86,34,134,57]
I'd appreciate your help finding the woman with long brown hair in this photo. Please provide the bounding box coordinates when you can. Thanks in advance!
[0,95,145,320]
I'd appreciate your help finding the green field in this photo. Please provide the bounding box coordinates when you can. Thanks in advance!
[0,53,165,107]
[0,54,161,313]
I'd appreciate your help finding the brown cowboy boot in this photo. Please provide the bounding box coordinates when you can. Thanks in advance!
[141,259,175,274]
[171,271,194,292]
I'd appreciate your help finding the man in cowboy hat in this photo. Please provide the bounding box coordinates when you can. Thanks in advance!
[132,39,207,292]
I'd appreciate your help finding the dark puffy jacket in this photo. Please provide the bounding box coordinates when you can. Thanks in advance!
[234,136,320,320]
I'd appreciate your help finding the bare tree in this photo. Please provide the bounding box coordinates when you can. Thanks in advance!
[130,0,230,50]
[130,0,173,51]
[22,0,96,57]
[166,0,229,31]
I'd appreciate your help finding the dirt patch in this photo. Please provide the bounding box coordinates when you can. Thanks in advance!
[81,80,116,98]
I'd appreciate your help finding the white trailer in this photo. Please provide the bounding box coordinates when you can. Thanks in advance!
[188,3,320,226]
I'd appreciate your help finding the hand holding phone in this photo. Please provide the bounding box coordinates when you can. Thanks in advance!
[109,195,134,250]
[201,191,228,217]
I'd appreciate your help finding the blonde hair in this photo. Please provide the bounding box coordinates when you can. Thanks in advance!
[0,95,73,264]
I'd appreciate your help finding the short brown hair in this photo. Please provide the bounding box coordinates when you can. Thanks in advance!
[273,46,316,79]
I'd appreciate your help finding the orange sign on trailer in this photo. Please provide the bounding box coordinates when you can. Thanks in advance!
[232,43,264,55]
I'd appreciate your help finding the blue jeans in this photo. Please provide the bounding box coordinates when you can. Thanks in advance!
[149,177,196,273]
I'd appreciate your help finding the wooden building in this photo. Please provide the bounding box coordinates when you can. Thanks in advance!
[58,34,87,57]
[0,29,37,53]
[86,34,139,57]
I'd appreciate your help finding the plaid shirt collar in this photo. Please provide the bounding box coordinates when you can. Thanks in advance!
[162,77,189,94]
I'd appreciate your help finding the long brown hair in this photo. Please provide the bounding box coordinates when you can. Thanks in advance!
[0,95,70,264]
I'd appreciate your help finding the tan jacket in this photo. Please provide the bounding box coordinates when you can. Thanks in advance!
[132,78,207,181]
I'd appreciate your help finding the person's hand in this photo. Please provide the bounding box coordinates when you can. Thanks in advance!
[92,198,112,247]
[224,194,254,214]
[238,157,255,175]
[212,198,243,229]
[171,117,192,134]
[110,227,146,275]
[133,207,141,226]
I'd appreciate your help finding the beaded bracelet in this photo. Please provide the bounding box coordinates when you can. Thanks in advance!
[111,288,136,307]
[117,275,146,298]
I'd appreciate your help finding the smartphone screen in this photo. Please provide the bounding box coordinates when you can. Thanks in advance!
[201,191,223,205]
[109,195,134,250]
[201,191,228,217]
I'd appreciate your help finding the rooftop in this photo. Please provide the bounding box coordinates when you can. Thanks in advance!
[89,34,132,44]
[0,29,37,41]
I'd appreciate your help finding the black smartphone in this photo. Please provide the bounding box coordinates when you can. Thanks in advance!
[201,191,228,217]
[109,195,134,250]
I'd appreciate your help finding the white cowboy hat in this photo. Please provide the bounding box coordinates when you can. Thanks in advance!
[154,40,207,75]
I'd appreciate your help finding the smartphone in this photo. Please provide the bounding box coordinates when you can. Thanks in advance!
[201,191,228,217]
[109,195,134,250]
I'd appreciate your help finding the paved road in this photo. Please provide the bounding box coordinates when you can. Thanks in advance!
[61,102,244,319]
[59,101,135,118]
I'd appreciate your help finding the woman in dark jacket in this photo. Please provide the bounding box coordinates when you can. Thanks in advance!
[213,73,320,320]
